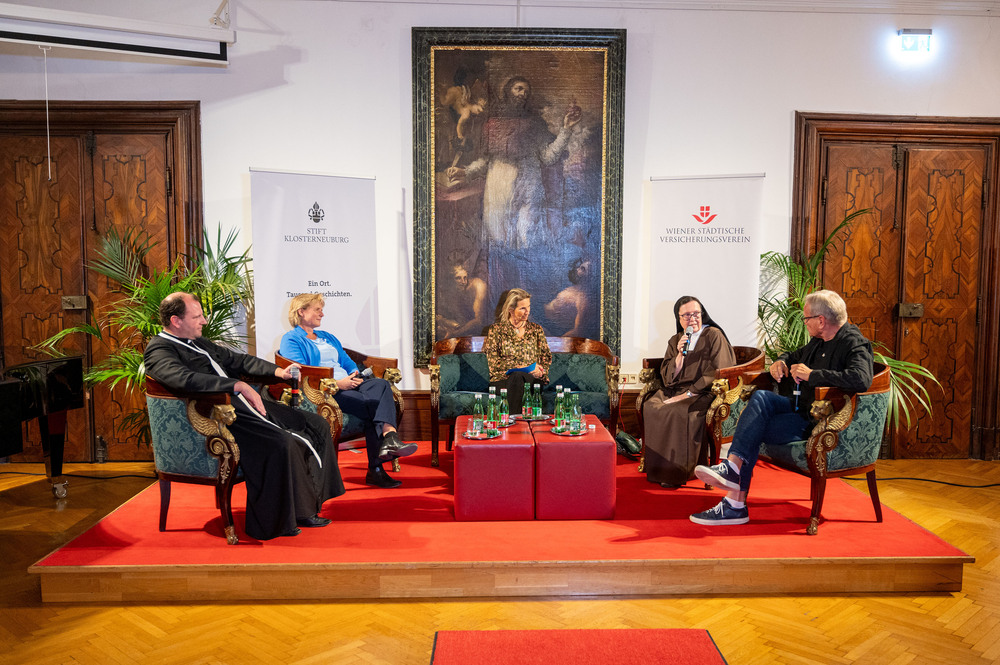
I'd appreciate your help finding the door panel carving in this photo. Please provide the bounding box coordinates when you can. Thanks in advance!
[823,144,900,356]
[0,135,90,461]
[898,148,982,457]
[89,134,171,458]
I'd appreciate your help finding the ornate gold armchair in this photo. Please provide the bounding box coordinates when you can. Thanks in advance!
[711,362,891,535]
[145,377,243,545]
[270,350,405,471]
[635,346,764,473]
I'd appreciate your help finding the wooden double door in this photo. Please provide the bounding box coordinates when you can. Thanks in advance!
[795,113,1000,460]
[0,102,202,462]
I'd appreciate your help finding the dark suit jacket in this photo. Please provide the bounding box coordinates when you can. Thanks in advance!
[144,333,277,393]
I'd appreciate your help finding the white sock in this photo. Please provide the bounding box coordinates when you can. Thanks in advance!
[724,460,741,476]
[725,497,746,509]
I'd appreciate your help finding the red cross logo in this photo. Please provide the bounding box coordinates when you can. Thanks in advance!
[693,205,716,225]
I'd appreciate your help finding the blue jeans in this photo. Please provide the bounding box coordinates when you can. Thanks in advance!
[728,390,810,493]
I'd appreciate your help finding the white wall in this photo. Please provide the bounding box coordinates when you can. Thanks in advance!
[3,1,998,387]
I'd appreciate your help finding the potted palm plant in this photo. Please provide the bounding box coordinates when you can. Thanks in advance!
[757,209,940,431]
[35,225,254,445]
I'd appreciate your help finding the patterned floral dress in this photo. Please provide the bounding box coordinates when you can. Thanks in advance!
[484,319,552,383]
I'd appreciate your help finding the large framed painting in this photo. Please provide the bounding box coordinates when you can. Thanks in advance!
[412,27,626,365]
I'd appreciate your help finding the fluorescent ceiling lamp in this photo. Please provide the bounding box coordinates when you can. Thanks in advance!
[898,28,931,52]
[0,2,235,64]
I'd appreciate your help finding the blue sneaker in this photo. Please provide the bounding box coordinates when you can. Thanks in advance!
[694,461,741,492]
[689,498,749,525]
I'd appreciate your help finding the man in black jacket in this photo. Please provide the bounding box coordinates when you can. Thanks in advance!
[144,292,345,540]
[690,290,874,526]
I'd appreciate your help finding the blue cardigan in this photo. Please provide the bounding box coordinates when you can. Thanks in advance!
[279,327,359,374]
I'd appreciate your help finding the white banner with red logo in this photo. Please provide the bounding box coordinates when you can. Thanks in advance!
[250,168,379,359]
[645,174,764,354]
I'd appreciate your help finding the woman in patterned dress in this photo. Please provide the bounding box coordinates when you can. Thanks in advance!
[484,288,552,411]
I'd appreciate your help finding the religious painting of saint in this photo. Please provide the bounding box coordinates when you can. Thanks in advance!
[412,28,626,365]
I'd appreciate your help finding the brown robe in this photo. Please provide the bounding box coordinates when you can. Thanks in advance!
[642,326,736,486]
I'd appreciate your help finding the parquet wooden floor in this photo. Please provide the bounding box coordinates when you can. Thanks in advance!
[1,459,998,664]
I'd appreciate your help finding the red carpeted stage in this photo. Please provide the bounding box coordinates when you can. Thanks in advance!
[30,443,971,603]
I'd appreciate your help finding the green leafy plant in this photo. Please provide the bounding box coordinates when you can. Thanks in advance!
[756,208,940,431]
[35,225,253,445]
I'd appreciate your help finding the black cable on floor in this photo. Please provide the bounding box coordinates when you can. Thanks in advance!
[842,476,1000,488]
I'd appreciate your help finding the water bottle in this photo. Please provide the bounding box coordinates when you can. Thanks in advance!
[472,393,484,434]
[288,365,301,407]
[553,385,565,428]
[533,383,542,417]
[522,385,532,418]
[485,391,497,433]
[499,388,510,426]
[563,388,572,428]
[568,394,582,433]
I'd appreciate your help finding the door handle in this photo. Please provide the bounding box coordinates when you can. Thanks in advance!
[61,295,87,310]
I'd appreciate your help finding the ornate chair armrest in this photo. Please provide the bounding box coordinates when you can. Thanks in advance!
[606,363,621,410]
[637,357,664,410]
[428,363,441,411]
[706,375,747,443]
[805,394,858,476]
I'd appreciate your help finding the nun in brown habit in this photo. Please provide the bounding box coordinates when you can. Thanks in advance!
[642,296,736,488]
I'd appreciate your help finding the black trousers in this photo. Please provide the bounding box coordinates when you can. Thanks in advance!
[333,377,398,468]
[230,399,344,540]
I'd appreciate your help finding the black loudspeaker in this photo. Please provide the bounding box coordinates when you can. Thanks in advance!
[0,378,24,458]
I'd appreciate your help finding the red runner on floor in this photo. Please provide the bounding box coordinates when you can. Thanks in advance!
[431,629,726,664]
[35,442,965,567]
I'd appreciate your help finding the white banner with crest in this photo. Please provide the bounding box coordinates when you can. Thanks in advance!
[250,168,379,359]
[646,174,764,355]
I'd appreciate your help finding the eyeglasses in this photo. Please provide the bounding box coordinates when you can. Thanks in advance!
[679,312,702,320]
[803,315,822,321]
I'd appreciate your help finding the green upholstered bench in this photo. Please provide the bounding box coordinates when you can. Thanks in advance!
[429,336,620,467]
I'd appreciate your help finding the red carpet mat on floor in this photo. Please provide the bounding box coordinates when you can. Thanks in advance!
[35,443,965,566]
[430,629,726,664]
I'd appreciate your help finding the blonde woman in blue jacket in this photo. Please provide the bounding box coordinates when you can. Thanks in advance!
[280,293,416,488]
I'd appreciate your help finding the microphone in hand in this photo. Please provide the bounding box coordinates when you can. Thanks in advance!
[682,326,694,356]
[288,365,301,407]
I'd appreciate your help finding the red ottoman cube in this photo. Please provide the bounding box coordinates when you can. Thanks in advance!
[534,415,616,520]
[454,416,535,521]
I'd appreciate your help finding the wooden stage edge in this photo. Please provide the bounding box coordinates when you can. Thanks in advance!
[29,555,971,603]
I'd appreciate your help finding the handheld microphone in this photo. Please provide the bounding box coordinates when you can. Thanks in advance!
[682,326,694,356]
[288,365,301,407]
[358,367,374,381]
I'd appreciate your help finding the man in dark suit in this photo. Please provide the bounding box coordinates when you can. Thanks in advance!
[144,292,345,540]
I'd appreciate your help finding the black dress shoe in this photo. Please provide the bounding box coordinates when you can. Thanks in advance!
[365,465,402,489]
[660,482,683,489]
[377,431,418,461]
[280,527,301,537]
[297,515,332,528]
